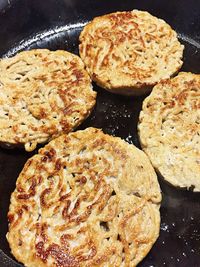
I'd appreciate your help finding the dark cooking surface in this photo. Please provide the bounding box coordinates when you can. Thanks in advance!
[0,0,200,266]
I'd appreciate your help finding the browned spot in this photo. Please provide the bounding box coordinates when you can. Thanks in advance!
[40,188,51,208]
[35,242,48,262]
[44,148,56,160]
[17,185,25,193]
[60,234,70,249]
[70,61,78,69]
[12,125,18,132]
[71,205,93,224]
[38,108,47,119]
[59,192,71,202]
[77,242,97,261]
[175,89,188,105]
[37,75,47,82]
[41,156,48,162]
[22,204,29,211]
[8,213,14,224]
[55,158,62,171]
[73,69,84,81]
[62,69,68,75]
[62,200,71,219]
[60,119,70,131]
[79,176,87,185]
[36,242,80,266]
[17,178,37,200]
[17,209,23,217]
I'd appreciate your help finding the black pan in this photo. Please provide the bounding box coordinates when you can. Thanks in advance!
[0,0,200,266]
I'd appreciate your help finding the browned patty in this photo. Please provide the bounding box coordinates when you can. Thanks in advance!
[7,127,161,267]
[138,72,200,191]
[79,10,184,95]
[0,49,96,151]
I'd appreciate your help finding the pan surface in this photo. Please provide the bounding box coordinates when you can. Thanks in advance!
[0,0,200,266]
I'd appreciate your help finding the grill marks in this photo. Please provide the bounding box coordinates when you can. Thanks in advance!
[7,128,161,266]
[0,49,96,151]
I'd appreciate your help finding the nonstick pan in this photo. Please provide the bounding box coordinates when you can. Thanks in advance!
[0,0,200,266]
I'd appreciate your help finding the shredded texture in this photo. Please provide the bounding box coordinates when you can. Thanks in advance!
[138,72,200,191]
[7,127,161,267]
[0,49,96,151]
[79,10,184,95]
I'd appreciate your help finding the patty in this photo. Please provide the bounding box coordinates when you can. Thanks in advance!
[7,127,161,267]
[79,10,184,95]
[138,72,200,191]
[0,49,96,151]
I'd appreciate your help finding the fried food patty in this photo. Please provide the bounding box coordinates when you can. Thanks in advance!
[138,72,200,191]
[79,10,184,95]
[0,49,96,151]
[7,127,161,267]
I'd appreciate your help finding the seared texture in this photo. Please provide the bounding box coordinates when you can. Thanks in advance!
[79,10,184,95]
[7,127,161,267]
[138,72,200,191]
[0,49,96,151]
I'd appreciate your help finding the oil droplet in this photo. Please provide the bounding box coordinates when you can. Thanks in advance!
[160,223,169,232]
[125,134,133,144]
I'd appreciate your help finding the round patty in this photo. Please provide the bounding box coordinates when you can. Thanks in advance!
[7,127,161,267]
[138,72,200,191]
[0,49,96,151]
[79,10,184,95]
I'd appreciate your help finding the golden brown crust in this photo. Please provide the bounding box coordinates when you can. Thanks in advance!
[0,49,96,151]
[79,10,184,95]
[7,127,161,267]
[138,72,200,191]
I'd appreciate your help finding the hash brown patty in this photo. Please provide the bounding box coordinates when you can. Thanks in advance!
[7,127,161,267]
[138,72,200,191]
[79,10,184,95]
[0,49,96,151]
